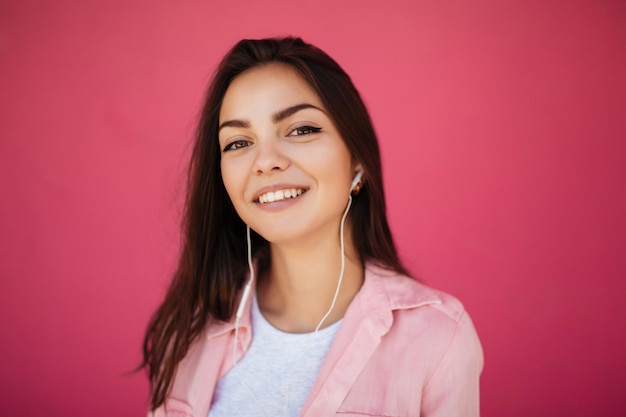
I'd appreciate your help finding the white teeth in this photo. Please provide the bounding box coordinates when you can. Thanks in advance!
[258,188,305,204]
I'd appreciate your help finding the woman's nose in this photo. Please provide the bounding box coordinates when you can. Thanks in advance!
[252,139,290,175]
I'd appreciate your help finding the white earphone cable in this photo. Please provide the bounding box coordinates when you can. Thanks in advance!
[314,194,352,333]
[233,194,354,417]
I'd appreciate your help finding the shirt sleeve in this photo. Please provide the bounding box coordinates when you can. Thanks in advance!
[421,310,484,417]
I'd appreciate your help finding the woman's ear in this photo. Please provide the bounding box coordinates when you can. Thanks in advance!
[350,165,364,194]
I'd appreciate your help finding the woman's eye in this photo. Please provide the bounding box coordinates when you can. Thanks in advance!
[289,126,322,136]
[223,140,250,152]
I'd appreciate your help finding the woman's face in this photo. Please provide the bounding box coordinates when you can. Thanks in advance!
[219,63,357,245]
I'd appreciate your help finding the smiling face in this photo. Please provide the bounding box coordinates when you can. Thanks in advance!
[218,63,357,245]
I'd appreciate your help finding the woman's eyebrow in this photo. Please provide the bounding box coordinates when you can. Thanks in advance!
[219,119,250,132]
[272,103,326,123]
[219,103,325,132]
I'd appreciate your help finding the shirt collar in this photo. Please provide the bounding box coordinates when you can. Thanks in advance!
[343,263,441,337]
[205,262,441,339]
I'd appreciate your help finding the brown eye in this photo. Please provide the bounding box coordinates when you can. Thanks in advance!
[223,140,250,152]
[289,126,322,136]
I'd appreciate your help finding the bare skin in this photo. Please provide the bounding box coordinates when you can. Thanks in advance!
[256,221,363,333]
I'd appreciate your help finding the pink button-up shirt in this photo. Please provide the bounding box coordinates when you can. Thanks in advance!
[152,264,484,416]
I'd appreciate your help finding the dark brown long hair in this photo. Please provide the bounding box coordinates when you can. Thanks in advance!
[141,37,408,410]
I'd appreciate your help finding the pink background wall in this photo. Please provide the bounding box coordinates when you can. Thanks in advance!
[1,0,624,415]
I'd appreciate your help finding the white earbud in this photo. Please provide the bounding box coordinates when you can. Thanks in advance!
[350,169,363,193]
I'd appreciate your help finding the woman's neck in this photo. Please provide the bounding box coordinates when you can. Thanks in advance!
[256,232,364,334]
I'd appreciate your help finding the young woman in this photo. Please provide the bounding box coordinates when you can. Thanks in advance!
[143,37,483,417]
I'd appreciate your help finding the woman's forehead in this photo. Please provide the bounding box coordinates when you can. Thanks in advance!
[219,63,325,123]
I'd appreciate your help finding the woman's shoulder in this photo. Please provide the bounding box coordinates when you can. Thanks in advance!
[364,263,482,356]
[368,263,483,358]
[343,264,483,414]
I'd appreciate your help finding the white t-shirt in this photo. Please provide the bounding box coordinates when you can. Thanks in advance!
[209,294,341,417]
